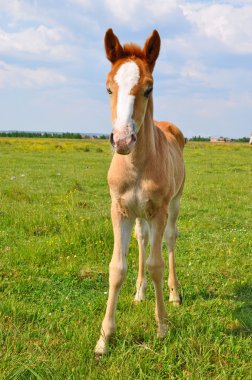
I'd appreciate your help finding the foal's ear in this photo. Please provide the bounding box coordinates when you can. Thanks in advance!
[143,30,161,70]
[104,29,124,63]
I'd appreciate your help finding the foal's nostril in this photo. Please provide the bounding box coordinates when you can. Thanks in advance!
[131,133,137,143]
[109,133,115,146]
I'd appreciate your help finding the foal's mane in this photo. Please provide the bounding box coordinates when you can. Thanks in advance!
[123,43,145,60]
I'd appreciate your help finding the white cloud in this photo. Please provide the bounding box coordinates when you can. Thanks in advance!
[162,58,252,99]
[0,25,74,60]
[11,87,111,133]
[146,0,180,19]
[105,0,140,23]
[221,0,252,5]
[105,0,179,24]
[104,0,252,54]
[0,0,251,137]
[0,0,41,23]
[0,61,67,88]
[155,91,252,138]
[70,0,93,7]
[156,61,177,76]
[180,61,207,82]
[181,2,252,54]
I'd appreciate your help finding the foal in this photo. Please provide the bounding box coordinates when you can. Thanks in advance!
[95,29,185,355]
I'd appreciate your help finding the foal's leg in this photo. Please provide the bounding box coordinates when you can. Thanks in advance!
[95,204,134,355]
[147,210,168,338]
[165,195,181,305]
[134,218,149,302]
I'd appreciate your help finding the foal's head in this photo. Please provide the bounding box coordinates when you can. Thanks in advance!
[104,29,161,155]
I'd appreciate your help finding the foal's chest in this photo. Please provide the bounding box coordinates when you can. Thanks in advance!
[113,180,165,220]
[108,155,172,219]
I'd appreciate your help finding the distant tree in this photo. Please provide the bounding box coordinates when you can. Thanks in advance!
[99,135,108,139]
[0,131,85,139]
[234,137,250,143]
[190,135,210,142]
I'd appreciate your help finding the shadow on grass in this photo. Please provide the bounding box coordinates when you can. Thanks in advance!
[228,282,252,337]
[181,282,251,337]
[183,288,217,302]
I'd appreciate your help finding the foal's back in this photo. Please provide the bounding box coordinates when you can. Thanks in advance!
[155,120,185,152]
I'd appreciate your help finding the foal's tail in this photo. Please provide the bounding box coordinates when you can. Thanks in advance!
[154,120,186,150]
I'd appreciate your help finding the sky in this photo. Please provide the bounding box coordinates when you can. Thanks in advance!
[0,0,252,138]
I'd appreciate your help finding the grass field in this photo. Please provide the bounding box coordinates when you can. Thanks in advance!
[0,138,251,379]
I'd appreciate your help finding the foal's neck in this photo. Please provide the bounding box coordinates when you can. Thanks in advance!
[130,96,157,166]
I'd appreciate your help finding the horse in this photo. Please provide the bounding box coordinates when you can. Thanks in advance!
[95,29,185,355]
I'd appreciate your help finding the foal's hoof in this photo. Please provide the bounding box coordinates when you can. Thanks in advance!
[169,294,182,306]
[134,284,146,303]
[134,292,145,303]
[157,323,168,339]
[169,299,181,307]
[94,337,108,357]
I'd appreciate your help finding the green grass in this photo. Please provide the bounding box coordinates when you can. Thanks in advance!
[0,138,251,379]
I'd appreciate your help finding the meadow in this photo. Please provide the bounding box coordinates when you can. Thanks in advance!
[0,138,251,379]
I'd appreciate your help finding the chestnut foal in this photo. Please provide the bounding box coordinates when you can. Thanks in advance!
[95,29,185,355]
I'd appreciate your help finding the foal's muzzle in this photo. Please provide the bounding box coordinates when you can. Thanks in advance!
[110,124,137,155]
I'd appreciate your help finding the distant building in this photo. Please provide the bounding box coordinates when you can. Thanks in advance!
[210,137,226,142]
[81,134,91,139]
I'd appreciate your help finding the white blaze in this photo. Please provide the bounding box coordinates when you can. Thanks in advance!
[114,61,140,128]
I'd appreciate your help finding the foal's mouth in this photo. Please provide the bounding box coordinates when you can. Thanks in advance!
[110,132,137,155]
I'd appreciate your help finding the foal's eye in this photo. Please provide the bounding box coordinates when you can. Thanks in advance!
[144,87,153,98]
[107,88,112,95]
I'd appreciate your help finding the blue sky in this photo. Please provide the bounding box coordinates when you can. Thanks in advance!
[0,0,252,138]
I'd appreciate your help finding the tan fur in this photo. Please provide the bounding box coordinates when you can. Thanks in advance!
[154,120,186,150]
[95,30,185,356]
